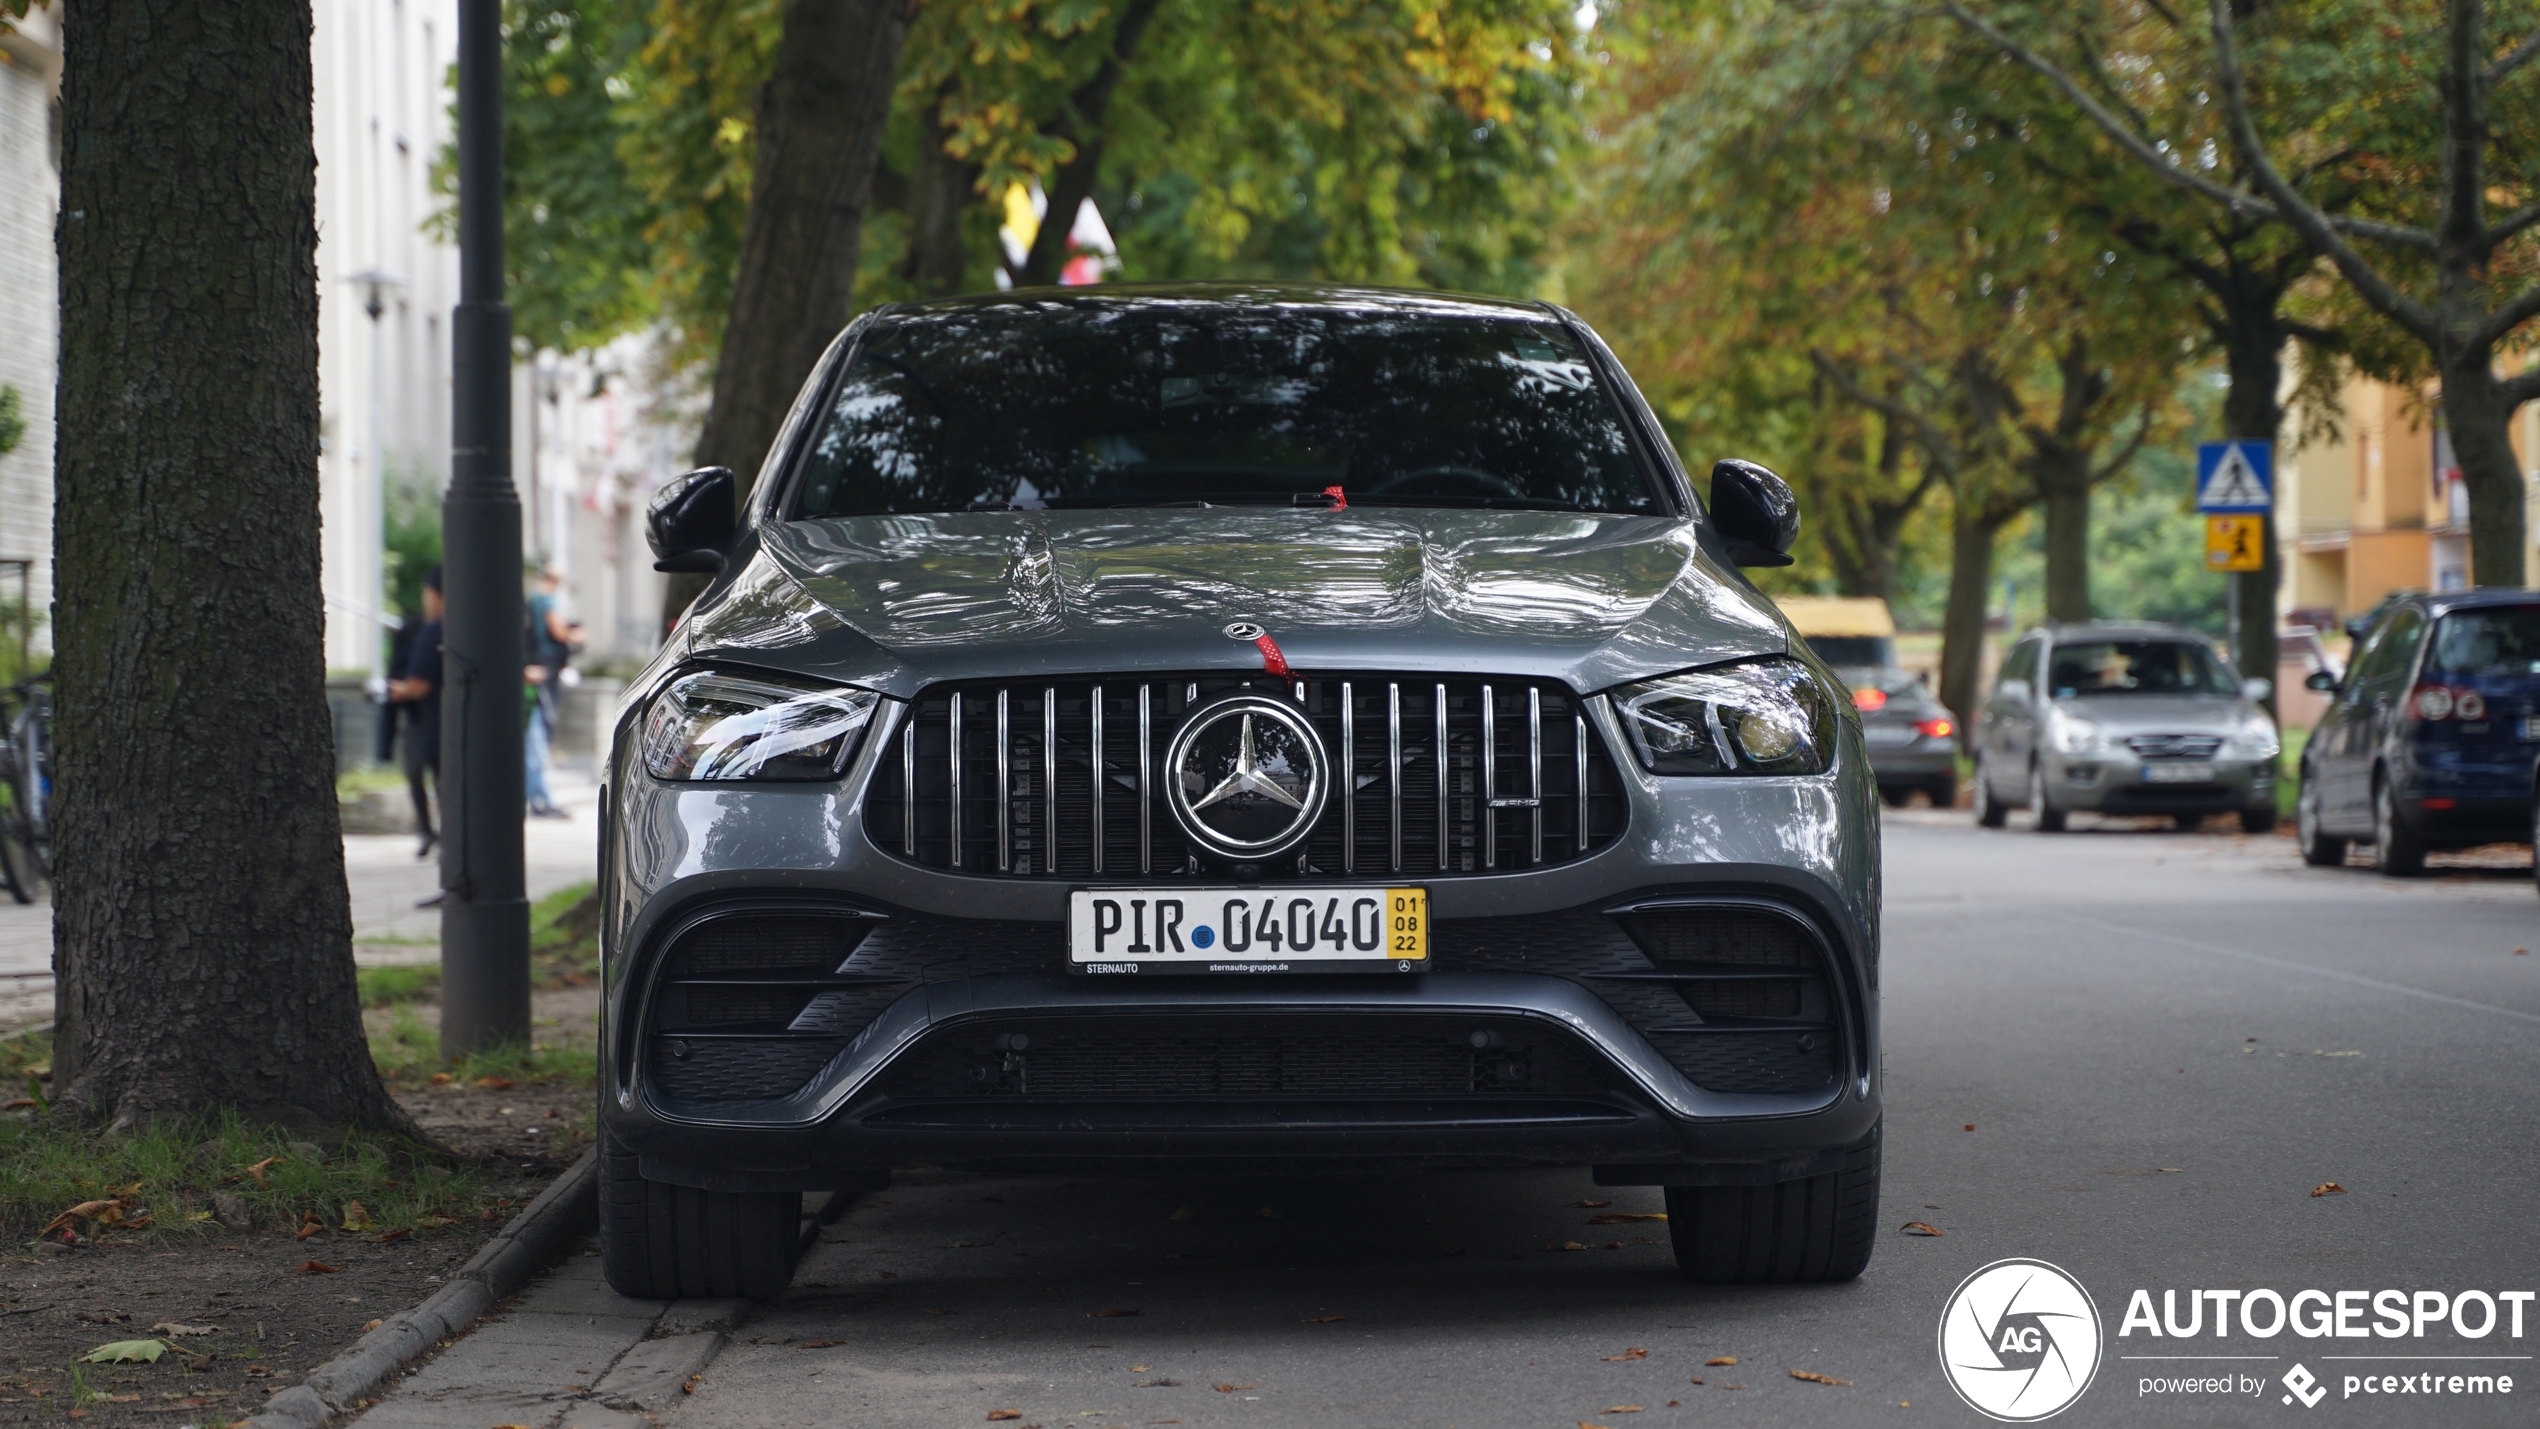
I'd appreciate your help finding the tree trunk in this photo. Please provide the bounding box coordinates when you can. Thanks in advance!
[2037,454,2091,623]
[692,0,912,486]
[2217,298,2285,712]
[1012,0,1163,287]
[50,1,413,1133]
[901,88,981,298]
[2438,355,2529,587]
[1938,500,2016,738]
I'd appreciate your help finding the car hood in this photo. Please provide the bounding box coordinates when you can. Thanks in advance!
[2055,693,2254,733]
[680,508,1791,697]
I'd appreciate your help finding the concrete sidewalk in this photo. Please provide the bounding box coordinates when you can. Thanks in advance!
[0,769,603,1029]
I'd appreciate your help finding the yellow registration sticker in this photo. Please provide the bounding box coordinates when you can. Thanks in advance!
[1385,887,1429,962]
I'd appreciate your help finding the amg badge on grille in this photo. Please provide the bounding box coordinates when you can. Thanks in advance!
[1163,691,1330,861]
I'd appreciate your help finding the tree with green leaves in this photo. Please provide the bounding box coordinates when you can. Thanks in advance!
[1947,0,2540,589]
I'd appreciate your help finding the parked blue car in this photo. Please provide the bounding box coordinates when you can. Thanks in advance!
[2297,590,2540,875]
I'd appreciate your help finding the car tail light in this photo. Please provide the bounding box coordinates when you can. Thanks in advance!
[1915,716,1955,739]
[1852,688,1888,711]
[2408,683,2485,721]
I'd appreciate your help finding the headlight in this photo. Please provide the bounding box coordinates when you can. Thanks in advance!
[2047,707,2103,754]
[2225,715,2281,762]
[1609,658,1837,776]
[641,669,880,781]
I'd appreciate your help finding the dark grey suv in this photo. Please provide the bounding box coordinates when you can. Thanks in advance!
[598,285,1882,1298]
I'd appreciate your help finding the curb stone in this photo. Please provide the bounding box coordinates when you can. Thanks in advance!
[240,1148,600,1429]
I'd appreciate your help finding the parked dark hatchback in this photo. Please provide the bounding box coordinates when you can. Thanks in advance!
[2297,590,2540,874]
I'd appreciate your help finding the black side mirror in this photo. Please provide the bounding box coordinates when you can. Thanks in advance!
[2304,670,2337,693]
[1709,459,1799,567]
[648,466,737,574]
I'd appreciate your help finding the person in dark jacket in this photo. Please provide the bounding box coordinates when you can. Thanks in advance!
[388,566,443,858]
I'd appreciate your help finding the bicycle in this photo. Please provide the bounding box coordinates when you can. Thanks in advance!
[0,674,52,904]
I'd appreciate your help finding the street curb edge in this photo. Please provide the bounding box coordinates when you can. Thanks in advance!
[239,1146,600,1429]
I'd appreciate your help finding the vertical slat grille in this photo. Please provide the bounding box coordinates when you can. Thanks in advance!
[866,672,1626,880]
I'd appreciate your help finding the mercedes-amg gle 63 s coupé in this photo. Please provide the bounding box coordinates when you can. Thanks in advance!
[598,285,1882,1299]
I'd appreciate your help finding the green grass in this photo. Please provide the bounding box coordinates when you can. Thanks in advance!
[0,1031,494,1238]
[334,765,408,799]
[358,962,441,1008]
[360,882,601,1087]
[2278,724,2309,822]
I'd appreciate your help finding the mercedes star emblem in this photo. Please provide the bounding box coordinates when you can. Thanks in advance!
[1163,692,1329,861]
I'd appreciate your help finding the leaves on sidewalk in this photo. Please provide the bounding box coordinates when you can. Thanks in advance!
[1901,1221,1943,1237]
[1547,1241,1589,1252]
[987,1412,1022,1422]
[1791,1370,1851,1385]
[2311,1182,2347,1196]
[1705,1356,1738,1366]
[1601,1347,1649,1361]
[80,1340,166,1364]
[295,1260,339,1275]
[40,1198,135,1237]
[1604,1406,1645,1413]
[340,1200,375,1232]
[1213,1383,1255,1393]
[295,1210,326,1241]
[147,1323,215,1338]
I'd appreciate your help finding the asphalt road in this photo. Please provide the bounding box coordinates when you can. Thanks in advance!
[666,811,2540,1428]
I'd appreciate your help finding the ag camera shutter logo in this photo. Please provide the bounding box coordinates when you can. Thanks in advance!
[1938,1258,2105,1421]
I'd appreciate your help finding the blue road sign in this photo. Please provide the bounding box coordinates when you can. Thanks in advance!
[2196,441,2273,513]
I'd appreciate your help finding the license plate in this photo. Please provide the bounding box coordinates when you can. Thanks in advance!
[2523,716,2540,741]
[2142,762,2216,784]
[1861,725,1916,747]
[1068,887,1427,973]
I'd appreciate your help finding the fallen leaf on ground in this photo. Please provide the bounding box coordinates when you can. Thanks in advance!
[296,1260,339,1275]
[1548,1241,1588,1252]
[374,1227,412,1244]
[185,1355,214,1372]
[428,1073,452,1085]
[1962,1124,1975,1132]
[987,1412,1022,1422]
[1604,1406,1645,1414]
[1586,1213,1667,1225]
[362,1320,383,1332]
[800,1341,842,1349]
[1213,1383,1255,1393]
[1602,1347,1649,1361]
[295,1210,325,1241]
[474,1076,515,1090]
[2311,1182,2347,1197]
[1687,1378,1703,1386]
[1579,1421,1609,1429]
[148,1323,215,1337]
[340,1201,375,1232]
[39,1199,130,1236]
[1705,1356,1738,1367]
[244,1157,281,1187]
[1135,1378,1180,1387]
[1791,1370,1852,1385]
[2,1098,35,1111]
[414,1215,456,1229]
[1129,1366,1149,1373]
[1091,1308,1141,1318]
[1901,1221,1944,1237]
[80,1341,167,1365]
[1303,1315,1347,1323]
[1572,1199,1612,1208]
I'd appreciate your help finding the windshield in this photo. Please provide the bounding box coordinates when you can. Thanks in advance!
[788,301,1663,518]
[2426,607,2540,678]
[2047,640,2236,698]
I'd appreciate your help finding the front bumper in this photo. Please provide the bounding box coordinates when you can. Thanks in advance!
[598,691,1882,1190]
[2042,751,2273,814]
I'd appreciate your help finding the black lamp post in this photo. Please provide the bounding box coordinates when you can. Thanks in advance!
[439,0,529,1059]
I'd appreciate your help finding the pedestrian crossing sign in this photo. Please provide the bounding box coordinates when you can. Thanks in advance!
[2196,441,2273,512]
[2206,514,2265,572]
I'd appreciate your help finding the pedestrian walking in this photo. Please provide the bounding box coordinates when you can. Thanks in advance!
[523,565,580,819]
[386,566,443,858]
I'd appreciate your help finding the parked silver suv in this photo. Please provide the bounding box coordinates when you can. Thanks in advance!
[1972,622,2279,832]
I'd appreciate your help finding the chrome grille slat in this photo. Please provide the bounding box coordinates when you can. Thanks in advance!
[1434,682,1448,874]
[995,689,1011,873]
[870,671,1622,881]
[949,691,964,870]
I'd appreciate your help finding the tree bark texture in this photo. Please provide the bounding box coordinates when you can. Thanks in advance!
[1938,501,2016,736]
[692,0,913,488]
[2036,463,2091,624]
[51,1,413,1133]
[2439,358,2529,587]
[2217,294,2286,710]
[901,86,983,298]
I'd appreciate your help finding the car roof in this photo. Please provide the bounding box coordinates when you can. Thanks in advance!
[872,280,1557,326]
[2413,588,2540,616]
[2033,621,2211,643]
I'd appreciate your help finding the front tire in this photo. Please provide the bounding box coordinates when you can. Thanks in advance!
[2029,764,2066,833]
[600,1131,801,1300]
[1665,1129,1879,1284]
[1974,757,2007,828]
[2297,769,2344,866]
[2371,776,2427,877]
